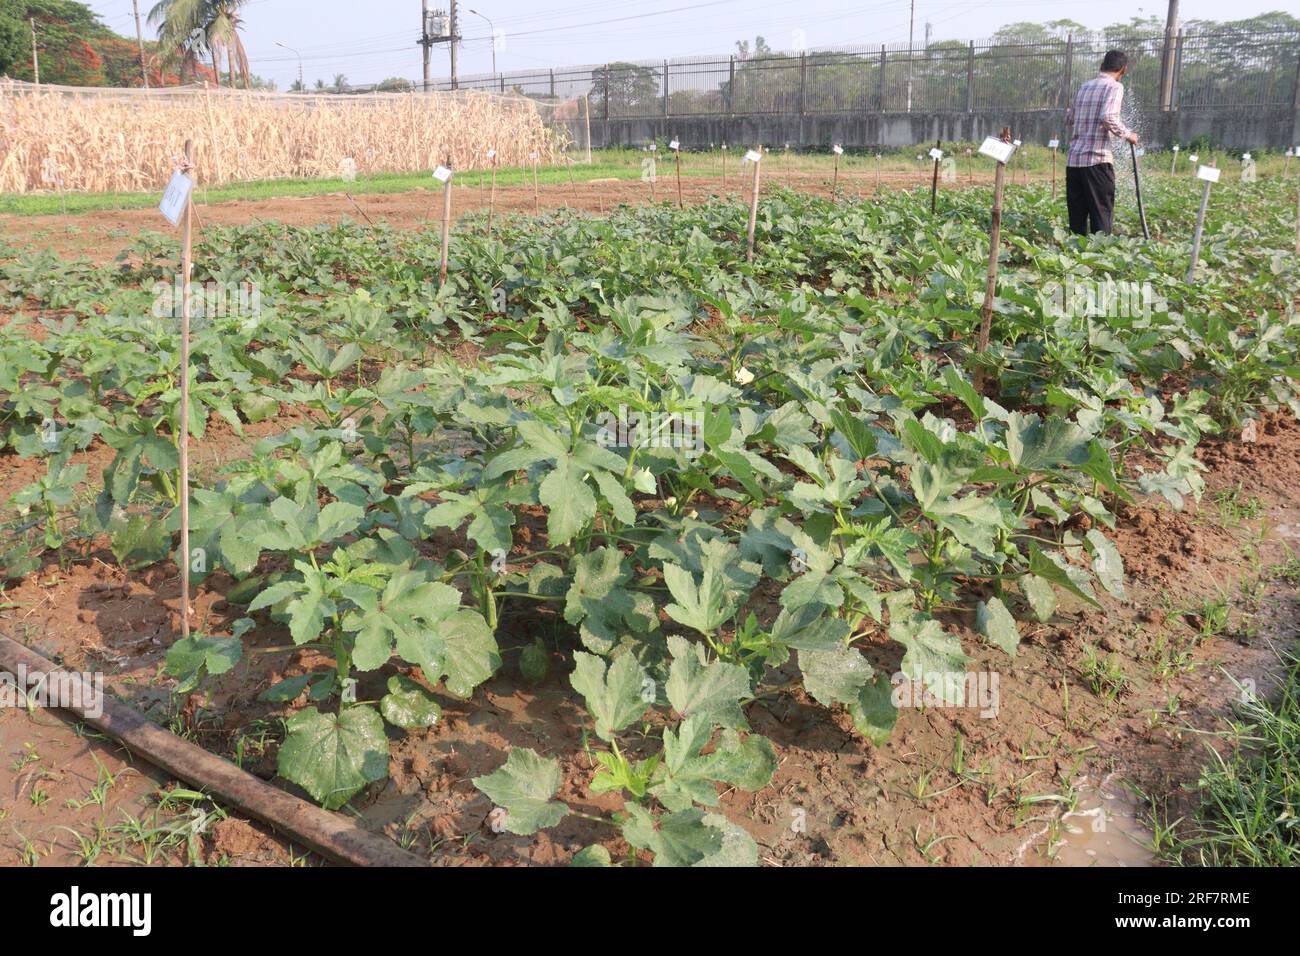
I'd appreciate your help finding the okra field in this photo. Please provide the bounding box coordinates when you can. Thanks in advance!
[2,170,1299,867]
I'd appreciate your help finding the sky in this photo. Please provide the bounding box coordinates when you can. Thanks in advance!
[84,0,1292,90]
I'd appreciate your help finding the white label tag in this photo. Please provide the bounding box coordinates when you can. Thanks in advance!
[1189,154,1199,163]
[978,137,1015,164]
[668,139,680,151]
[432,166,453,183]
[159,170,193,227]
[1048,139,1060,149]
[1197,164,1221,183]
[928,147,943,160]
[649,143,657,152]
[1242,152,1251,161]
[486,148,497,159]
[1012,139,1022,147]
[743,149,762,163]
[1171,144,1180,151]
[529,151,539,161]
[832,144,843,155]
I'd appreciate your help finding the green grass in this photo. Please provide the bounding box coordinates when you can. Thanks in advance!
[1159,647,1300,866]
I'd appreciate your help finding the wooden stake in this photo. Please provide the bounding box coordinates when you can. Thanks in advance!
[439,168,453,286]
[721,145,727,190]
[178,139,195,642]
[930,139,941,215]
[1293,183,1299,256]
[1186,163,1216,283]
[875,153,881,191]
[674,146,683,209]
[1051,145,1058,200]
[486,153,497,237]
[745,147,762,264]
[832,151,839,194]
[974,135,1010,394]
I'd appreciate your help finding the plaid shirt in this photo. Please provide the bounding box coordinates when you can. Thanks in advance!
[1066,74,1132,167]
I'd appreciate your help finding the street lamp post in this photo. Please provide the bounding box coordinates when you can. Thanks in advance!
[467,8,497,81]
[276,41,303,92]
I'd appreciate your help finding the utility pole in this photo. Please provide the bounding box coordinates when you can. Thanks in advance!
[30,18,39,86]
[276,42,302,91]
[925,22,932,48]
[449,0,459,90]
[131,0,149,88]
[906,0,915,112]
[1159,0,1179,111]
[421,0,432,92]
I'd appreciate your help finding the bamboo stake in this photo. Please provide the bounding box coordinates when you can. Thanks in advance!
[1171,145,1179,175]
[438,166,453,286]
[1051,143,1058,199]
[874,152,881,191]
[486,150,497,237]
[673,142,683,209]
[832,146,840,194]
[930,139,941,215]
[178,139,194,642]
[1293,183,1299,256]
[1186,161,1216,283]
[974,133,1010,394]
[649,145,657,204]
[721,143,727,190]
[745,147,762,264]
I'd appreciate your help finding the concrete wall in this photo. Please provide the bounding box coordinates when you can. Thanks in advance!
[595,108,1300,151]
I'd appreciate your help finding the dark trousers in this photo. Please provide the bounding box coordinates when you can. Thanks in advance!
[1065,163,1115,235]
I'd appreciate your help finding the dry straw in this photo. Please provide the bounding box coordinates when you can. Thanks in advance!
[0,80,565,194]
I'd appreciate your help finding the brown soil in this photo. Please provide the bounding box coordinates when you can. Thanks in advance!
[0,181,1292,867]
[0,168,1025,264]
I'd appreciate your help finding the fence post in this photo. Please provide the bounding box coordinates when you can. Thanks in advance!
[1061,35,1074,108]
[878,45,887,111]
[549,69,555,99]
[965,41,975,112]
[603,65,610,121]
[1293,46,1300,111]
[799,52,808,114]
[664,59,670,118]
[728,55,736,114]
[1172,29,1184,110]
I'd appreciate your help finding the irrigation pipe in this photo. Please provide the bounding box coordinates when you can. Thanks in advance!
[0,634,426,867]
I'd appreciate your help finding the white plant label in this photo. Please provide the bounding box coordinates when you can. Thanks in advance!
[432,166,453,183]
[1287,149,1295,158]
[743,149,762,163]
[649,144,657,152]
[159,170,193,227]
[978,137,1015,164]
[529,151,539,161]
[486,148,497,159]
[928,148,943,161]
[1189,154,1199,164]
[1197,165,1221,183]
[1172,145,1180,152]
[668,139,680,151]
[1012,139,1022,147]
[832,144,843,155]
[1048,139,1060,149]
[1242,152,1251,161]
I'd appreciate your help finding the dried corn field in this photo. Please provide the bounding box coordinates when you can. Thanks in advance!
[0,80,567,194]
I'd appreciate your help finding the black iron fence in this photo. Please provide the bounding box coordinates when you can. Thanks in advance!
[431,28,1300,117]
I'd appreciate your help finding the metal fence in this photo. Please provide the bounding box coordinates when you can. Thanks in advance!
[432,29,1300,117]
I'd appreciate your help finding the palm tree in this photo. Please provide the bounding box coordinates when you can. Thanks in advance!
[149,0,252,88]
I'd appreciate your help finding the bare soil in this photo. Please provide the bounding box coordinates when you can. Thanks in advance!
[0,183,1293,867]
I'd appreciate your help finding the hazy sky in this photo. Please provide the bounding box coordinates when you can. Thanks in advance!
[85,0,1291,90]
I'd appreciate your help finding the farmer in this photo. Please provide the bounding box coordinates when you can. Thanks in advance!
[1064,49,1139,235]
